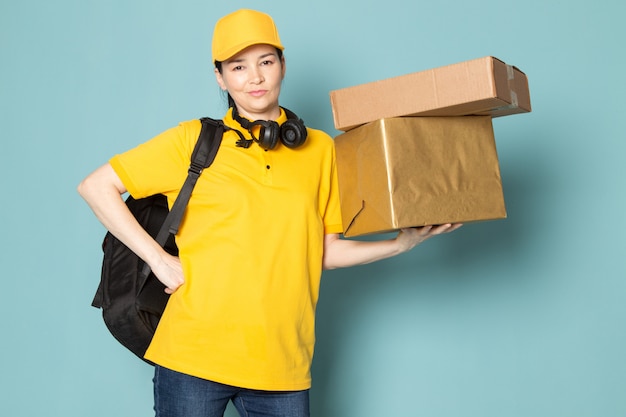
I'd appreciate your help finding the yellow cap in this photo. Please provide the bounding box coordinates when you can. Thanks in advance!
[212,9,284,63]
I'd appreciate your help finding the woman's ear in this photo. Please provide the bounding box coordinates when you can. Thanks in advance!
[214,67,227,91]
[281,56,286,80]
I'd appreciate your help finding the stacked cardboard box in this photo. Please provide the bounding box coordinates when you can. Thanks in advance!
[330,56,531,237]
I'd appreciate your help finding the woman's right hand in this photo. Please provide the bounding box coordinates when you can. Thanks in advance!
[150,253,185,294]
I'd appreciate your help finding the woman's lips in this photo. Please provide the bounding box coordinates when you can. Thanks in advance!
[248,90,267,97]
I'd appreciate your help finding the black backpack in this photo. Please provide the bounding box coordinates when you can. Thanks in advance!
[92,118,224,363]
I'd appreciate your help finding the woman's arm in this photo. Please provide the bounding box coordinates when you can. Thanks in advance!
[322,224,462,270]
[77,163,184,293]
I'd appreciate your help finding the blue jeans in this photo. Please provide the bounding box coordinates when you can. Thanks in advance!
[153,366,310,417]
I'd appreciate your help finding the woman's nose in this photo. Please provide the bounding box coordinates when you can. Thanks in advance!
[249,67,264,84]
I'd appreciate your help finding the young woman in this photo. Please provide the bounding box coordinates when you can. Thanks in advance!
[78,9,461,417]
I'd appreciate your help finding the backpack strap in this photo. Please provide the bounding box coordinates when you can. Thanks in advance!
[141,118,224,277]
[159,118,224,239]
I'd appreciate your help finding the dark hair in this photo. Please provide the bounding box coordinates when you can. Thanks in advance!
[214,48,284,109]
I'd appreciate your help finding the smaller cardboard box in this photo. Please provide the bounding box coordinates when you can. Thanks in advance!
[330,56,531,131]
[334,116,506,237]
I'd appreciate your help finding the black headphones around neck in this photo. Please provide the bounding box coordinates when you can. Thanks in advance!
[231,106,308,150]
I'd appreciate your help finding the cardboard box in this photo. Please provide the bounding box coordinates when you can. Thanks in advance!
[334,116,506,237]
[330,56,531,131]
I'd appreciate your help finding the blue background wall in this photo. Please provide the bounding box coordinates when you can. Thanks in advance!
[1,0,624,416]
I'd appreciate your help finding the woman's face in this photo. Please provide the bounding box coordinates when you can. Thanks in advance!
[215,43,285,121]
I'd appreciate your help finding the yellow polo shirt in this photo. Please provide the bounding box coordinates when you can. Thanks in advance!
[110,108,343,390]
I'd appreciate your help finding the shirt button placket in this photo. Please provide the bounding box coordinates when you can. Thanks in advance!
[262,149,273,184]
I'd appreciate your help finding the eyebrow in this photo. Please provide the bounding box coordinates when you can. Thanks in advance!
[226,53,277,64]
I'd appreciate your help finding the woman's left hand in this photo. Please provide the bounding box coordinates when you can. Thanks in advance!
[396,223,463,253]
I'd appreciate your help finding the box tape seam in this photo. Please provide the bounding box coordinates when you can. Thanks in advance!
[506,64,519,108]
[491,65,519,113]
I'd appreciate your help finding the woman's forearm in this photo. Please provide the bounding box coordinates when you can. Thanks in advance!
[77,163,166,269]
